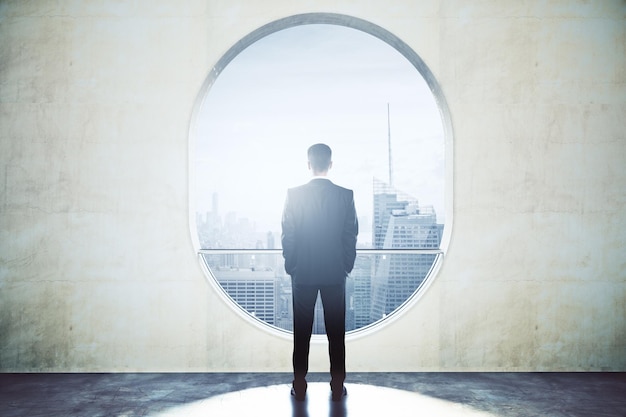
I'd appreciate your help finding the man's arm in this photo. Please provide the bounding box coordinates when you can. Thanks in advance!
[281,190,297,276]
[342,190,358,274]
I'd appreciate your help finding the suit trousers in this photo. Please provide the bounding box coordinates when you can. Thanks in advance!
[291,279,346,392]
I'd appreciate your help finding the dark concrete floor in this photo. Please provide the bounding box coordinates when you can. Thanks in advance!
[0,372,624,417]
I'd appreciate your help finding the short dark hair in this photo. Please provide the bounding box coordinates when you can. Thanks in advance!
[307,143,332,172]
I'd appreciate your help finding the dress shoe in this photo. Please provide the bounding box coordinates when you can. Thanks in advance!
[291,386,306,401]
[331,385,347,401]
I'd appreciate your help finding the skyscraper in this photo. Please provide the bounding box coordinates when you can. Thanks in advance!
[217,268,277,326]
[348,255,373,329]
[370,178,442,322]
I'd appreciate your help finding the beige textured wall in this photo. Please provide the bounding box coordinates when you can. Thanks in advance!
[1,1,624,372]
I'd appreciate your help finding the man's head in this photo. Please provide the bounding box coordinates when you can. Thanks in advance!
[307,143,333,175]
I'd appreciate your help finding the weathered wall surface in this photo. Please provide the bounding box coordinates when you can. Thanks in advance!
[1,0,624,371]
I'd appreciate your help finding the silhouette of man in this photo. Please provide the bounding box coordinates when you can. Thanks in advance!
[281,143,359,402]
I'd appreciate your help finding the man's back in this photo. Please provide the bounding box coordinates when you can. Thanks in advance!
[282,178,358,285]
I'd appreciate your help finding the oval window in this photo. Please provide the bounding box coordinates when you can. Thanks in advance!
[190,14,451,336]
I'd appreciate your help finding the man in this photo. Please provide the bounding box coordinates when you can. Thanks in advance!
[281,143,359,402]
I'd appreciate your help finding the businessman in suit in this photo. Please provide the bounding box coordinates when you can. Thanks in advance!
[281,143,359,402]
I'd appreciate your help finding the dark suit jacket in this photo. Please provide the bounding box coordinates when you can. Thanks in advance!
[281,178,358,286]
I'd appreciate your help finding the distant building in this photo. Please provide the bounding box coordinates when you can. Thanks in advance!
[217,268,277,326]
[348,255,373,330]
[369,178,442,322]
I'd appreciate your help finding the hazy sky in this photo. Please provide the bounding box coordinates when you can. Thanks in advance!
[194,24,445,244]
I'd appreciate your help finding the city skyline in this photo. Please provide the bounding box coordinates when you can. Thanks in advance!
[199,177,443,334]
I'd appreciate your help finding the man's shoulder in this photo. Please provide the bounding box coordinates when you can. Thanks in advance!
[326,181,353,196]
[287,183,309,194]
[333,183,353,194]
[289,180,353,198]
[300,179,352,190]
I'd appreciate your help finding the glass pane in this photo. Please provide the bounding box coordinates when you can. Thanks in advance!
[193,22,446,333]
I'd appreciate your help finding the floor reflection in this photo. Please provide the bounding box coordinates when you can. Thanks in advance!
[148,382,496,417]
[291,393,348,417]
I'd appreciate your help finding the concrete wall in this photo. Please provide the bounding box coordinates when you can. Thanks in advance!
[1,0,624,372]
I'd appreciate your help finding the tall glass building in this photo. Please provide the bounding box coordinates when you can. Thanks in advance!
[369,178,442,322]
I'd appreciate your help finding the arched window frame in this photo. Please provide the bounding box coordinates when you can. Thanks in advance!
[188,12,454,340]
